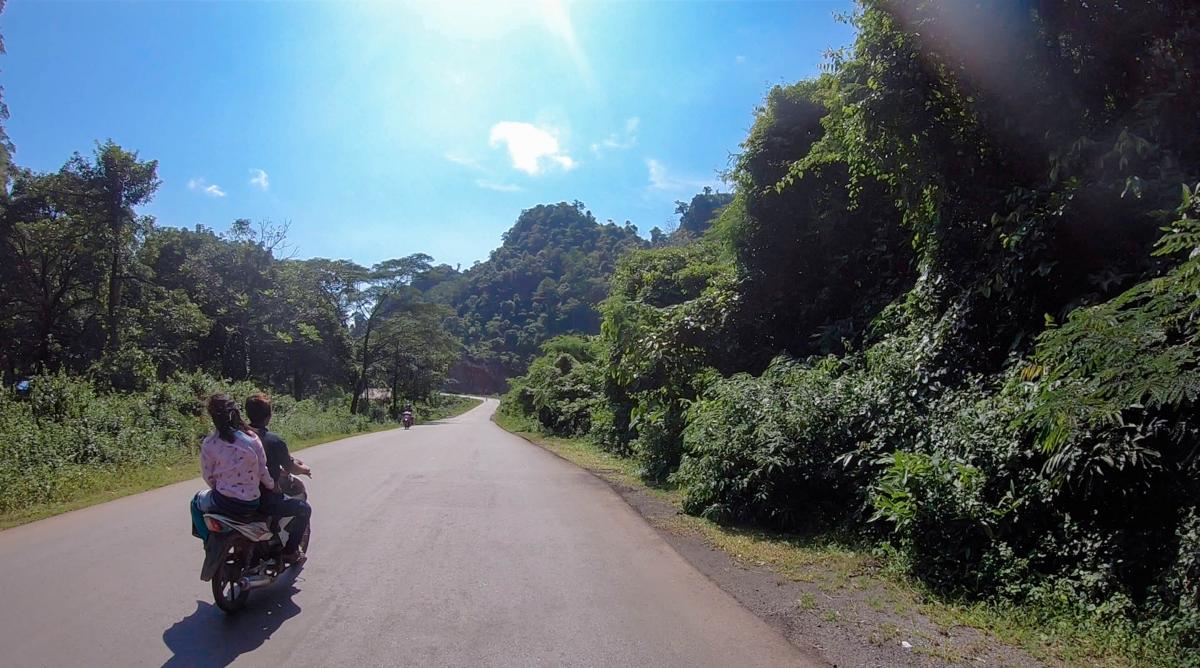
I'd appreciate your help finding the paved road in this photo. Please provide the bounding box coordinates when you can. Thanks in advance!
[0,399,818,667]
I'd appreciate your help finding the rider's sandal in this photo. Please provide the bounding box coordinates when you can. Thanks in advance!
[282,550,307,566]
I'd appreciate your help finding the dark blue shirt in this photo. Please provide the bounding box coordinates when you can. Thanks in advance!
[252,425,291,488]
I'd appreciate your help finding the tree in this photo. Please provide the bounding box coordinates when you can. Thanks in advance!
[267,260,356,397]
[442,202,645,393]
[373,302,460,417]
[348,254,433,414]
[0,169,105,374]
[0,0,15,186]
[673,187,733,239]
[63,141,159,356]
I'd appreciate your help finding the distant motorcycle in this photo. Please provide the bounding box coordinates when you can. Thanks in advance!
[402,410,414,429]
[192,477,311,613]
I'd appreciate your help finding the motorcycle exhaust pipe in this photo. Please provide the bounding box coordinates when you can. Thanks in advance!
[238,575,274,591]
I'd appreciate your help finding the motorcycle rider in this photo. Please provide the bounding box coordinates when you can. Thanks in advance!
[246,393,312,565]
[201,393,275,519]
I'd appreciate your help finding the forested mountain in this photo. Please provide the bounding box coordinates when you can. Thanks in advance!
[419,202,647,393]
[501,1,1200,659]
[652,188,733,246]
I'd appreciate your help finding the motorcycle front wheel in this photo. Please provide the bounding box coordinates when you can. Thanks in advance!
[212,561,249,613]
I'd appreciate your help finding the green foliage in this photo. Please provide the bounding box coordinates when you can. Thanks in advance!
[727,79,915,364]
[441,202,645,394]
[1020,195,1200,461]
[501,335,607,438]
[652,188,733,244]
[0,151,363,398]
[141,224,359,394]
[372,301,460,417]
[0,371,372,513]
[870,451,1000,594]
[497,2,1200,657]
[599,238,745,479]
[677,358,862,526]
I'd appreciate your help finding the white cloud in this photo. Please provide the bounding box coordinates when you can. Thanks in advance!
[489,121,577,175]
[592,116,640,153]
[187,177,226,198]
[646,158,718,192]
[248,168,269,191]
[646,159,671,189]
[445,152,483,170]
[735,55,747,65]
[475,179,522,192]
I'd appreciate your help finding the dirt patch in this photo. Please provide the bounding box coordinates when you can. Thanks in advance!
[510,428,1045,668]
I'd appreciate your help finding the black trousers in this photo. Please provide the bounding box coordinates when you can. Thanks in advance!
[260,492,311,552]
[210,489,260,517]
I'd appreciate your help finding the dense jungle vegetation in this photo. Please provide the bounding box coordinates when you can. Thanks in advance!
[0,133,663,513]
[420,202,646,394]
[423,191,733,394]
[501,0,1200,660]
[0,141,469,512]
[0,140,463,406]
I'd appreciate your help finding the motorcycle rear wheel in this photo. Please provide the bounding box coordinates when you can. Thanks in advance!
[212,561,249,614]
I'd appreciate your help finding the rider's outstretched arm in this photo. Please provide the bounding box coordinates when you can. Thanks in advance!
[288,457,312,477]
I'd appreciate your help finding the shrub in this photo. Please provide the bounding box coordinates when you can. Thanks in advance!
[501,336,607,437]
[0,371,377,514]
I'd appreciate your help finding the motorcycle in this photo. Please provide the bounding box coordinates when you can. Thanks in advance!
[402,411,414,429]
[193,477,310,614]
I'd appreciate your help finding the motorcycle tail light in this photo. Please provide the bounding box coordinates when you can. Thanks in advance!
[204,517,225,533]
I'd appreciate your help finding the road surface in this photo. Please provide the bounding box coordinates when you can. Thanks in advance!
[0,399,819,667]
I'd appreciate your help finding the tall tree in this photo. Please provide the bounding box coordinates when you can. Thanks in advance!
[0,169,104,374]
[349,254,433,414]
[0,0,15,187]
[64,141,159,355]
[373,302,460,417]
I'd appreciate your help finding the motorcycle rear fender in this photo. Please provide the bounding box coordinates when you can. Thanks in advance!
[201,532,239,582]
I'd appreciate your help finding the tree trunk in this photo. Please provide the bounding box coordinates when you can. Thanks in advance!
[105,241,121,354]
[36,305,53,373]
[350,317,373,415]
[390,365,399,419]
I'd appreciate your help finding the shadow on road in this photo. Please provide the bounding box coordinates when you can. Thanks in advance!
[160,573,303,668]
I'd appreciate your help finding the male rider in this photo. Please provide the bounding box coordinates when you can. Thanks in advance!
[246,393,312,564]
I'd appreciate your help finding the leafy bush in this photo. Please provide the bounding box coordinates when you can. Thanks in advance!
[501,336,607,438]
[493,4,1200,658]
[0,371,376,514]
[677,358,864,526]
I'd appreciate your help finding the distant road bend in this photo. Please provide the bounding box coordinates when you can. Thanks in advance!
[0,399,820,667]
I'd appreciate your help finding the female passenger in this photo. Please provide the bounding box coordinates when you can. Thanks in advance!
[200,393,274,518]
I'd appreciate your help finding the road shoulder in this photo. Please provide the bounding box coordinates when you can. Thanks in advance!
[494,418,1045,668]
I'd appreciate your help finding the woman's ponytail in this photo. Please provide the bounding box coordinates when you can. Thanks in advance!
[207,393,251,443]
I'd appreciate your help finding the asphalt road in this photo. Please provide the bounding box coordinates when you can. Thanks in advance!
[0,399,818,667]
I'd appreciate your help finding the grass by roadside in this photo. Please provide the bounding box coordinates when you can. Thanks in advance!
[0,422,398,531]
[493,413,1180,668]
[0,395,482,531]
[418,395,483,422]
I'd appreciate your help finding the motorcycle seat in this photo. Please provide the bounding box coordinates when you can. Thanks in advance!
[203,513,274,542]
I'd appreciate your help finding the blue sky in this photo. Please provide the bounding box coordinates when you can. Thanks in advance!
[3,0,855,269]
